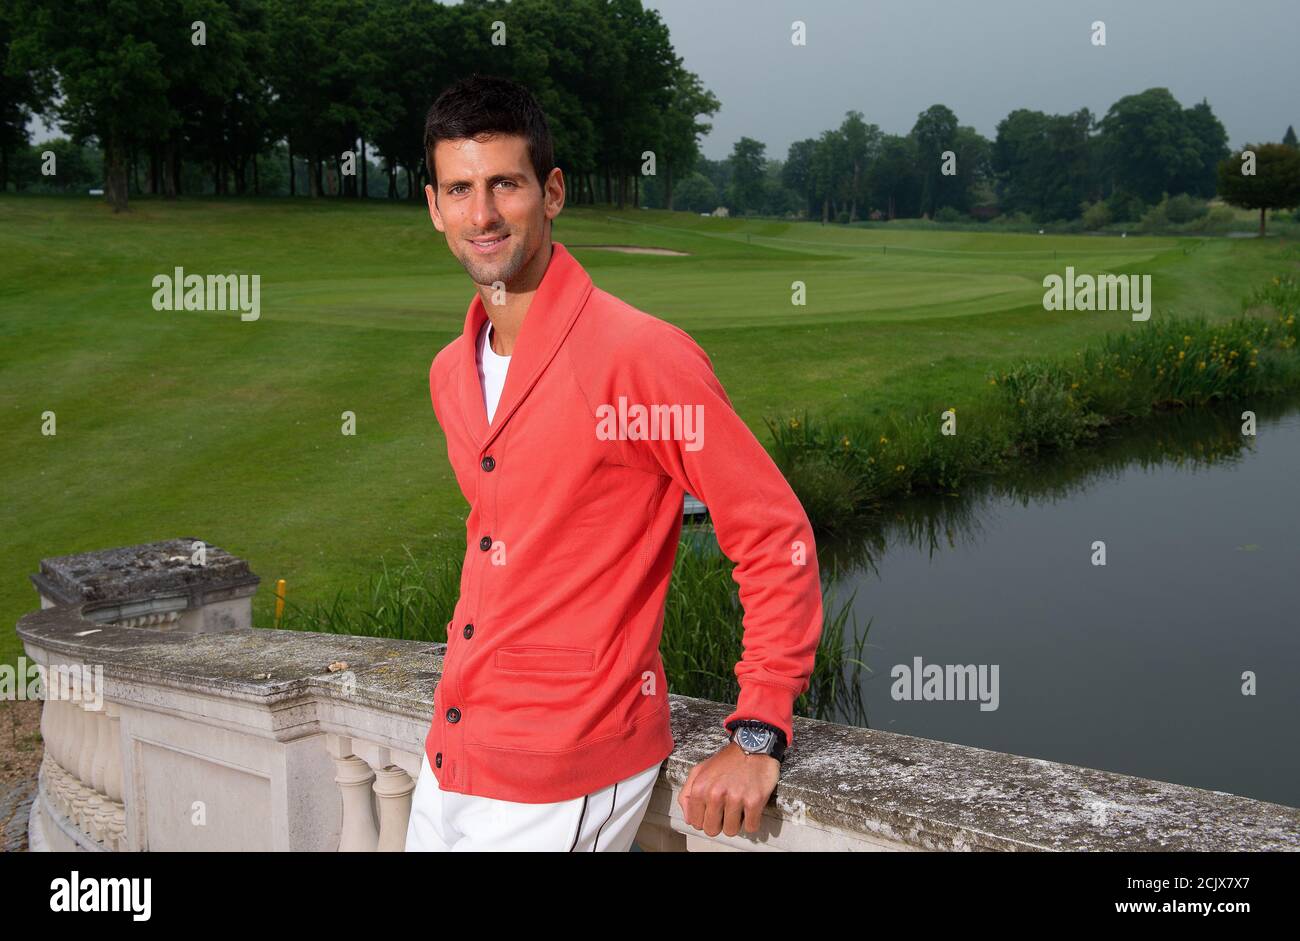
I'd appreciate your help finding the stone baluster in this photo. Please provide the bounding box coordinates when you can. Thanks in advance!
[71,703,96,832]
[332,748,379,851]
[52,699,75,818]
[77,698,97,789]
[103,704,126,851]
[373,765,415,852]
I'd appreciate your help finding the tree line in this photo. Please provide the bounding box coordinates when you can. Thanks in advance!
[3,0,1297,228]
[1,0,719,211]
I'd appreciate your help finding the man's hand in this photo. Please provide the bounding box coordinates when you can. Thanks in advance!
[678,741,781,838]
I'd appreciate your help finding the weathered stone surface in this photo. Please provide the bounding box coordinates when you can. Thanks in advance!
[1,777,37,852]
[30,538,258,605]
[18,600,1300,852]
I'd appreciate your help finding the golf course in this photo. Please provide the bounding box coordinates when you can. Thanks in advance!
[1,194,1294,666]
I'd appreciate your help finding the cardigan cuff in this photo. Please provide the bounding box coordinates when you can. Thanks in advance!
[723,680,798,750]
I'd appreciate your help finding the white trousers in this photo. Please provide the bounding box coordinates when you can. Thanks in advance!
[403,752,662,851]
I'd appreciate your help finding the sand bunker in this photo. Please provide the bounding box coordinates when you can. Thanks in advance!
[574,244,690,255]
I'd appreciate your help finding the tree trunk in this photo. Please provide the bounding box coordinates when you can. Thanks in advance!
[104,136,129,211]
[360,138,367,197]
[1260,206,1267,236]
[253,153,259,195]
[665,162,674,211]
[289,143,296,196]
[850,161,859,223]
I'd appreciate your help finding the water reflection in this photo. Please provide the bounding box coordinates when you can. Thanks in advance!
[808,392,1300,807]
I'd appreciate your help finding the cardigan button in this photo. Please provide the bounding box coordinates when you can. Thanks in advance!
[481,456,495,471]
[479,536,491,551]
[462,623,474,639]
[446,707,461,723]
[435,752,442,769]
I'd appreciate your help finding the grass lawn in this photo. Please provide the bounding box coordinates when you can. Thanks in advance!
[1,195,1292,665]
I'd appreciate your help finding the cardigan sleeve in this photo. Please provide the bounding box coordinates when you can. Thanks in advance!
[619,320,824,749]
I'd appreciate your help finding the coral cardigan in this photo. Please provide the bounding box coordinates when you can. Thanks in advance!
[424,240,823,803]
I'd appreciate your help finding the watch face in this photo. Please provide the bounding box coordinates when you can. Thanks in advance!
[737,726,773,752]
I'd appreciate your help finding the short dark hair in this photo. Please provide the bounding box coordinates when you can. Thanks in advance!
[423,74,555,194]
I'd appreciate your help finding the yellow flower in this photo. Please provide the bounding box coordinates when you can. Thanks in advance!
[1183,335,1191,344]
[867,456,875,464]
[1178,350,1185,359]
[989,378,998,385]
[841,436,851,448]
[1070,382,1079,389]
[879,435,888,444]
[788,418,800,429]
[895,464,905,472]
[1197,361,1206,370]
[1018,397,1026,405]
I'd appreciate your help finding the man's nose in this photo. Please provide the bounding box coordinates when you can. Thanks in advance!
[468,187,502,230]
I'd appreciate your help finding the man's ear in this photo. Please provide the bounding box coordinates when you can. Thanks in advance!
[424,184,444,232]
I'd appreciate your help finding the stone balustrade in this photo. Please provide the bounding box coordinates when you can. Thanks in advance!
[15,539,1300,852]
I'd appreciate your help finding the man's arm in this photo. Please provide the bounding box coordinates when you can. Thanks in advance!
[618,319,824,749]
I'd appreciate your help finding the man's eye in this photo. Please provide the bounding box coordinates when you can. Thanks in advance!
[496,180,515,189]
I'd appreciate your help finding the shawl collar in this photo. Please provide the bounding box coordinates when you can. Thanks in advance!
[455,241,594,453]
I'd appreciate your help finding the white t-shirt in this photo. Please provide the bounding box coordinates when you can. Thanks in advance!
[477,319,511,424]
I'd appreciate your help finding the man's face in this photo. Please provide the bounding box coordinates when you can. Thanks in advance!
[425,133,562,289]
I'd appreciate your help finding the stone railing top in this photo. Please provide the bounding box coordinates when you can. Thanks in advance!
[17,599,1300,852]
[30,538,258,606]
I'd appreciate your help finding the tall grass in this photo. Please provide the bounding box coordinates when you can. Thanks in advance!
[662,524,868,726]
[277,544,459,642]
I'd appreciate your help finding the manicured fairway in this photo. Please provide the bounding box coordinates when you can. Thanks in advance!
[0,195,1290,663]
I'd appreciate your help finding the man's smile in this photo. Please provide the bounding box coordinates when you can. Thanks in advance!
[469,233,510,254]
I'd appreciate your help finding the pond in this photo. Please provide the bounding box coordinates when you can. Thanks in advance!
[807,394,1300,809]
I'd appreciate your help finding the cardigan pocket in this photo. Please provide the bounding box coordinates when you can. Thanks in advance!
[495,645,596,673]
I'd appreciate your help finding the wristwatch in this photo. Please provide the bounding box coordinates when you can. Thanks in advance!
[726,719,787,764]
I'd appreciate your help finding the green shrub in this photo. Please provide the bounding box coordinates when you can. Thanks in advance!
[994,361,1108,453]
[1106,191,1146,223]
[1166,193,1209,224]
[1081,200,1112,230]
[1140,198,1170,232]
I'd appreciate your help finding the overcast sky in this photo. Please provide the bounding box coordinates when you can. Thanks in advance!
[26,0,1297,157]
[645,0,1298,160]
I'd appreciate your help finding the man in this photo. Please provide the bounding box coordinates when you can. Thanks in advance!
[404,74,823,852]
